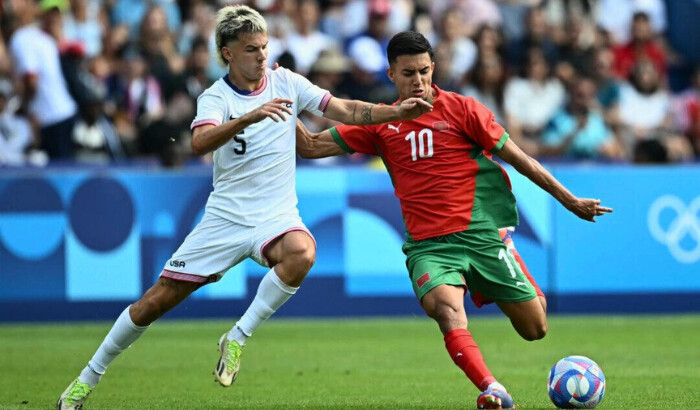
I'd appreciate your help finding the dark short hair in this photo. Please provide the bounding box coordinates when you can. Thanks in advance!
[387,31,434,65]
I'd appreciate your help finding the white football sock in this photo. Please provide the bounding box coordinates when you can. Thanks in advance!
[78,306,149,388]
[228,268,298,345]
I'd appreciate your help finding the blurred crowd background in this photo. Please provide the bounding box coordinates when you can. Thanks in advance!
[1,0,699,168]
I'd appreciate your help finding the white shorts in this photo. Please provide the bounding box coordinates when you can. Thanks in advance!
[161,212,315,284]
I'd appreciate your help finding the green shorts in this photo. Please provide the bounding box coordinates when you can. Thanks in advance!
[402,228,537,305]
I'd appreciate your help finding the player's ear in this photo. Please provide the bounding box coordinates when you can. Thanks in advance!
[222,46,233,65]
[387,66,395,84]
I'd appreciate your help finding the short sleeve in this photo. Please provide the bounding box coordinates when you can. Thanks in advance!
[191,92,225,130]
[463,96,508,152]
[9,33,40,76]
[331,124,378,155]
[287,69,332,117]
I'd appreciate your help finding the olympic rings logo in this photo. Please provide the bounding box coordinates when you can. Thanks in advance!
[647,195,700,264]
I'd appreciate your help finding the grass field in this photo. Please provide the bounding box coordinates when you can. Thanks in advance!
[2,314,699,409]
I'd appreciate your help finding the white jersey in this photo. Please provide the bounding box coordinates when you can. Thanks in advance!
[191,68,331,226]
[9,26,78,126]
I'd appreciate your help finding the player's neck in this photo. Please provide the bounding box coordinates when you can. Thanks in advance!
[227,71,264,93]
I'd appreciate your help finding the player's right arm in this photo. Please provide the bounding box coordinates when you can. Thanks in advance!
[295,120,346,159]
[191,97,294,155]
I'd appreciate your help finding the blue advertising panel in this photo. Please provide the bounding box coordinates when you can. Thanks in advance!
[0,164,698,321]
[552,166,700,294]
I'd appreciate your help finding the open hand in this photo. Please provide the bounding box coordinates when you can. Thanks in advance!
[567,198,613,222]
[397,98,433,120]
[245,98,294,123]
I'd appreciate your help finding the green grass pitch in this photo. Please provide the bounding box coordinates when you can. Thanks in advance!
[1,315,699,409]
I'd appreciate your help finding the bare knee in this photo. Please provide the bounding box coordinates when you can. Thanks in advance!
[425,301,467,333]
[278,244,315,286]
[520,319,547,341]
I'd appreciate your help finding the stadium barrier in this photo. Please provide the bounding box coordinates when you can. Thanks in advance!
[1,165,698,321]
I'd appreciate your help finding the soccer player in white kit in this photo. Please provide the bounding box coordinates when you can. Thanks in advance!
[57,5,432,409]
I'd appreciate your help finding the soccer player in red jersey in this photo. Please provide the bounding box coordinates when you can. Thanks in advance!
[296,31,612,409]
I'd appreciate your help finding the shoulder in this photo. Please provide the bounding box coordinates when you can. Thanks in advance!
[199,78,227,98]
[9,27,33,50]
[270,67,295,82]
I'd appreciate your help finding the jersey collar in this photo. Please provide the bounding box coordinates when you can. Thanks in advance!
[223,73,268,96]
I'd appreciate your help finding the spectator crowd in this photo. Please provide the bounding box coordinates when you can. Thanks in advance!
[1,0,699,167]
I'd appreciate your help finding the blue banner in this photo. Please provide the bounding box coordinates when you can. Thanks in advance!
[0,164,698,320]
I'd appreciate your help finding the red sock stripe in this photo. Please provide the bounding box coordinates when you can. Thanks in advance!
[444,329,495,391]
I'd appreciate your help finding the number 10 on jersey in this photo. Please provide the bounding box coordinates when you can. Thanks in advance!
[405,129,434,161]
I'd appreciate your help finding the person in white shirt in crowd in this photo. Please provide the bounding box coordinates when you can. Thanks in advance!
[504,47,565,155]
[619,60,693,162]
[434,7,477,88]
[62,0,102,58]
[7,0,78,159]
[596,0,666,45]
[57,5,432,409]
[286,0,337,75]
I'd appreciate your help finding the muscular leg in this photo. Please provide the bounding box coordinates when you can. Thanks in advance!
[499,228,548,340]
[421,284,469,334]
[263,230,316,287]
[497,297,547,341]
[78,278,200,387]
[131,277,201,326]
[421,285,499,392]
[228,231,315,345]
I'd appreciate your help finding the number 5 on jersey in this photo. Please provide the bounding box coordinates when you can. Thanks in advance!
[229,116,246,155]
[405,129,433,161]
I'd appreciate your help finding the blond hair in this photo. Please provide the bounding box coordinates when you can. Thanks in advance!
[215,5,267,67]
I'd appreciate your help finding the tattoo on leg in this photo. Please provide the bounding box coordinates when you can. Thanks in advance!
[361,104,373,123]
[159,278,181,292]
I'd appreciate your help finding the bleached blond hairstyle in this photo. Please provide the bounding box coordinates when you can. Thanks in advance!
[215,5,267,67]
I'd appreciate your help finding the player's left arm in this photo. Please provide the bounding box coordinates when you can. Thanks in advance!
[295,120,346,158]
[495,138,613,222]
[322,97,432,125]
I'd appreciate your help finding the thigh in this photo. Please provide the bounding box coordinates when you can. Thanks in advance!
[402,238,468,302]
[252,214,315,267]
[161,213,252,283]
[460,229,537,304]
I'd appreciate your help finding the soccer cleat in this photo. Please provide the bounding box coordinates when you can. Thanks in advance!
[57,378,92,410]
[213,333,242,387]
[477,388,515,409]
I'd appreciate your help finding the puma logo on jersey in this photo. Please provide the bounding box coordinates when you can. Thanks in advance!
[387,123,402,133]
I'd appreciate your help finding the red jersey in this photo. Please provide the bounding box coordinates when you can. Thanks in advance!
[331,85,518,241]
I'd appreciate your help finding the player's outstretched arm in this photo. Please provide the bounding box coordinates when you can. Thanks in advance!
[322,97,432,125]
[191,98,294,155]
[495,138,613,222]
[295,120,346,159]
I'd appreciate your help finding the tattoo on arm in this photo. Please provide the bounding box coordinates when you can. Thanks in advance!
[351,104,357,123]
[361,104,373,124]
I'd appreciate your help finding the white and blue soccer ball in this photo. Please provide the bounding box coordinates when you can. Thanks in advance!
[547,355,606,408]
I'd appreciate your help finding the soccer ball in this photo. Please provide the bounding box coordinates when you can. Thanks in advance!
[547,355,605,408]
